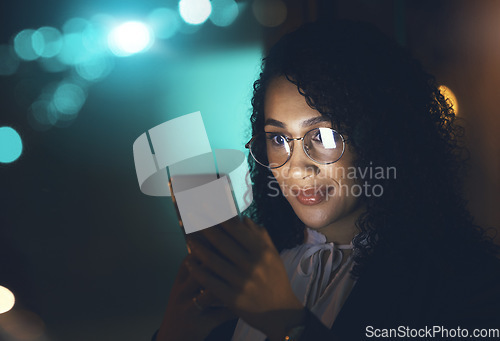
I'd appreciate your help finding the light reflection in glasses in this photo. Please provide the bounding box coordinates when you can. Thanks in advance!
[318,127,336,149]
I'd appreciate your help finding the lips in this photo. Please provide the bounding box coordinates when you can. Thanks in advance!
[292,186,330,206]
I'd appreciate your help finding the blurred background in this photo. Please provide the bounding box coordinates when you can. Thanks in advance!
[0,0,499,340]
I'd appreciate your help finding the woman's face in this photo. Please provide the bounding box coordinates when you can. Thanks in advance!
[263,77,363,243]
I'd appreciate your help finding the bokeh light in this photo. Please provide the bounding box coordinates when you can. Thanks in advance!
[0,309,46,340]
[252,0,287,27]
[27,80,87,130]
[0,127,23,163]
[29,99,58,131]
[53,81,87,116]
[58,32,90,65]
[439,85,459,115]
[0,286,15,314]
[32,26,63,58]
[179,0,212,25]
[0,45,20,76]
[57,18,94,66]
[108,21,154,57]
[82,18,110,53]
[210,0,239,27]
[75,54,114,82]
[148,8,181,40]
[13,29,40,61]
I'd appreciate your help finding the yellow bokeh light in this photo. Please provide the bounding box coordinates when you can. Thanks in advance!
[252,0,287,27]
[439,85,459,115]
[0,309,46,340]
[0,286,15,314]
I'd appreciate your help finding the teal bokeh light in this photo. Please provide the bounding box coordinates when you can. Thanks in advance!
[58,32,90,65]
[33,27,63,58]
[0,127,23,163]
[179,0,212,25]
[13,29,39,61]
[210,0,239,27]
[63,17,90,34]
[53,82,87,116]
[108,21,153,57]
[57,18,94,65]
[148,8,181,39]
[76,54,114,81]
[30,99,59,129]
[83,17,110,53]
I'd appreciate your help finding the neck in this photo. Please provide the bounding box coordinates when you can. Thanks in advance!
[307,205,365,245]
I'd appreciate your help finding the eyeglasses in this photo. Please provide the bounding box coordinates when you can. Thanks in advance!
[245,127,346,169]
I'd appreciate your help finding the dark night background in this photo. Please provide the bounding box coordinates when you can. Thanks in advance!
[1,1,499,340]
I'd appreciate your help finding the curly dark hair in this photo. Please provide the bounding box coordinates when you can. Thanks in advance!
[244,20,499,277]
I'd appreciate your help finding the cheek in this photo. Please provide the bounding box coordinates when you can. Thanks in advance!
[270,169,289,194]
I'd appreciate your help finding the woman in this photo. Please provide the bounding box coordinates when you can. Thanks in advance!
[155,20,500,341]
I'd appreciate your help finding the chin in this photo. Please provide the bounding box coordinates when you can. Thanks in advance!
[292,205,338,229]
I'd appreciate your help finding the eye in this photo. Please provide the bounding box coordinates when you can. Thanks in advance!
[266,133,287,146]
[311,130,322,143]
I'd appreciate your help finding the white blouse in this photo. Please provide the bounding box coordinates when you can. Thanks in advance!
[231,228,357,340]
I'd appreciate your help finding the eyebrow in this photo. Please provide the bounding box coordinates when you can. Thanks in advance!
[264,116,331,128]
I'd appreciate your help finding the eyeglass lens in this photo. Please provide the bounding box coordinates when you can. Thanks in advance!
[249,128,344,168]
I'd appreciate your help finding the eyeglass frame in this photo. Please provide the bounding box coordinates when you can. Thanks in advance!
[245,127,347,169]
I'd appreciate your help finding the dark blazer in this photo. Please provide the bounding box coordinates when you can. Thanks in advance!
[205,247,500,340]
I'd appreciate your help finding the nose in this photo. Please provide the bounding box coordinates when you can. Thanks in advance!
[282,141,319,179]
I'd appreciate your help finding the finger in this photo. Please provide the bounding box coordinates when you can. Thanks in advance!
[218,216,256,249]
[195,289,224,308]
[186,256,235,306]
[189,295,206,314]
[219,216,269,252]
[200,226,251,269]
[187,289,224,316]
[178,255,205,298]
[245,217,275,246]
[177,255,191,281]
[189,238,243,287]
[180,275,205,298]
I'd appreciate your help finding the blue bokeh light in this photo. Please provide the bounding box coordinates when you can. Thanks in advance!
[0,127,23,163]
[179,0,212,25]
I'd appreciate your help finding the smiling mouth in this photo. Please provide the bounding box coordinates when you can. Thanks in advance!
[290,186,333,206]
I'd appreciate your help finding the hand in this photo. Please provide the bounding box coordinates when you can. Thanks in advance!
[157,254,236,341]
[186,217,306,341]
